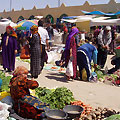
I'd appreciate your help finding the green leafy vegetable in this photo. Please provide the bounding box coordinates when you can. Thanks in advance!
[0,71,11,92]
[16,57,30,63]
[35,87,75,109]
[96,70,104,79]
[105,114,120,120]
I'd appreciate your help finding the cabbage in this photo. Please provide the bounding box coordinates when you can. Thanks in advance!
[105,114,120,120]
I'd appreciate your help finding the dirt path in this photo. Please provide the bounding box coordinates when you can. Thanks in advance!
[14,55,120,111]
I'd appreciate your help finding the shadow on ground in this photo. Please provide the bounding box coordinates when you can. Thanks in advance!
[45,72,69,83]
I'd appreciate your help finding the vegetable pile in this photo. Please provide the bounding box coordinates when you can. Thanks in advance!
[112,69,120,85]
[16,57,30,64]
[35,87,75,109]
[0,71,11,92]
[92,63,120,86]
[105,114,120,120]
[80,107,120,120]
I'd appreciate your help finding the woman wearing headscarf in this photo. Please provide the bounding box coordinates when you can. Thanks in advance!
[9,66,49,120]
[2,26,17,72]
[29,25,41,79]
[65,27,79,80]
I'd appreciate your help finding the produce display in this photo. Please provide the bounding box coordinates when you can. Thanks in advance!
[71,101,92,116]
[105,114,120,120]
[35,87,75,109]
[80,107,120,120]
[112,69,120,85]
[16,57,30,63]
[0,71,11,92]
[91,63,120,86]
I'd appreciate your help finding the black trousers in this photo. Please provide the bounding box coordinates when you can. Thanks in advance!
[77,51,91,81]
[97,45,108,68]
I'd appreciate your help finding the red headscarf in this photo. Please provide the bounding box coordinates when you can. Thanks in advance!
[6,26,17,38]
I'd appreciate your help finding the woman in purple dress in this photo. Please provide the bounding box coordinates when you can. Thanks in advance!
[2,26,17,72]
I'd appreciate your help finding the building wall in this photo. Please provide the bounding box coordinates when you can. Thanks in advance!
[0,0,120,22]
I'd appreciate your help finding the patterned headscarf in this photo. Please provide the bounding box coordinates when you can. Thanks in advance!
[30,25,38,34]
[6,26,17,38]
[13,66,28,77]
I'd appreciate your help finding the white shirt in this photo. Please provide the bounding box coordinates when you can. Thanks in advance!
[38,27,49,45]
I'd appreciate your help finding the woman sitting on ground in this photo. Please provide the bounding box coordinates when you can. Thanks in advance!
[9,66,49,120]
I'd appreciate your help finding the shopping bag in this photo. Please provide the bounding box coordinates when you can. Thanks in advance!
[20,45,30,59]
[82,68,87,81]
[66,60,73,77]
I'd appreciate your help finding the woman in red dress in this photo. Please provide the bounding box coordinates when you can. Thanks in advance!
[65,27,79,80]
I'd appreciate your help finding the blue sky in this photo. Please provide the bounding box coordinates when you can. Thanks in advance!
[1,0,120,12]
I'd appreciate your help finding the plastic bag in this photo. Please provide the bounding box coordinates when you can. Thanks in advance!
[1,96,13,105]
[20,45,30,59]
[0,101,10,120]
[0,78,2,88]
[8,117,16,120]
[89,72,97,82]
[47,51,60,63]
[66,60,73,77]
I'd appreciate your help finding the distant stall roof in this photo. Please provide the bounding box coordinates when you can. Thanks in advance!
[115,11,120,15]
[90,19,119,26]
[62,16,79,19]
[81,10,120,16]
[62,15,96,20]
[61,16,109,23]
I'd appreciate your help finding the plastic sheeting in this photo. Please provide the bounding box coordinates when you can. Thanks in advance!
[90,19,119,26]
[0,19,17,34]
[53,29,63,44]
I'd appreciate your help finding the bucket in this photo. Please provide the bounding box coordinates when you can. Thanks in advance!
[63,105,84,119]
[45,109,68,120]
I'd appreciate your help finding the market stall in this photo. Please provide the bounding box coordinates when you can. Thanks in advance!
[61,16,120,32]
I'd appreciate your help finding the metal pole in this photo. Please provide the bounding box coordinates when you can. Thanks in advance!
[10,0,12,11]
[58,0,60,7]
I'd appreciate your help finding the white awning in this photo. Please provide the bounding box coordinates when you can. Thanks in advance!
[90,19,119,26]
